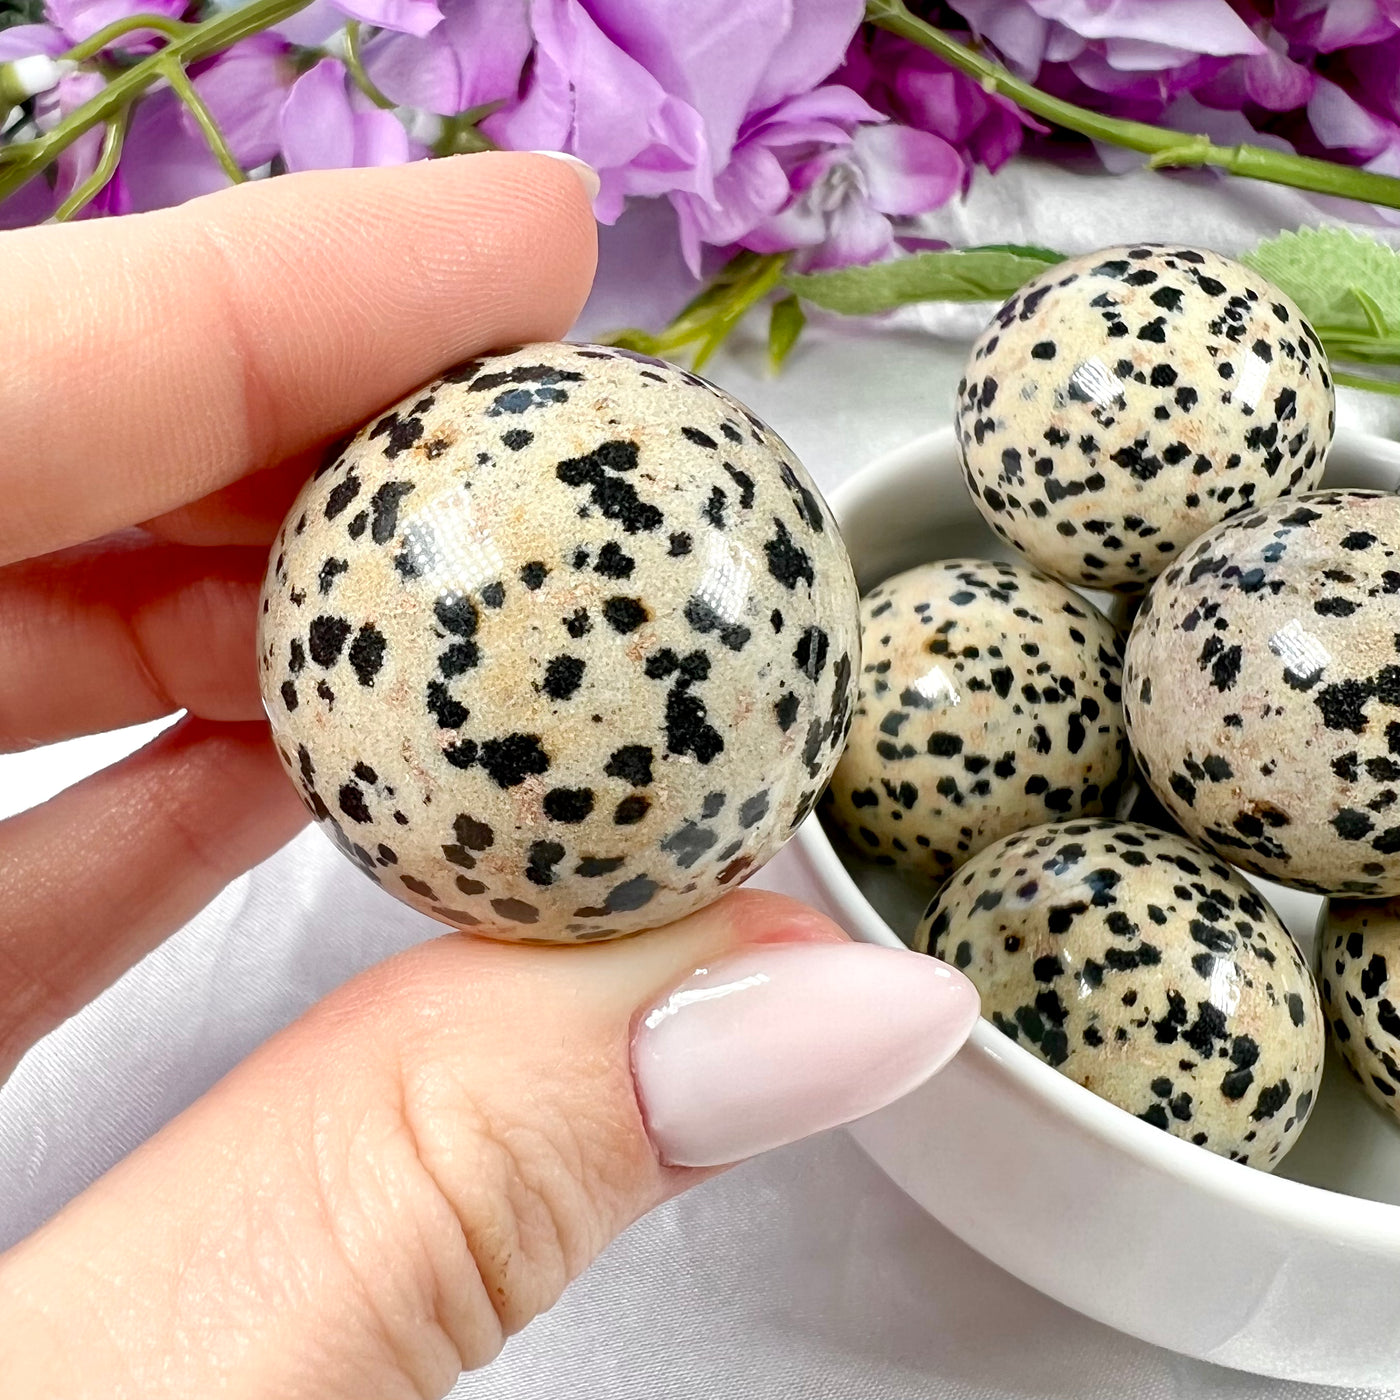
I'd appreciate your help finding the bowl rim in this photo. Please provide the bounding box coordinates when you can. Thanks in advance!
[805,419,1400,1246]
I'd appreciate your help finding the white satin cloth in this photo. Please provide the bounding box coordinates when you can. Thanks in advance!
[3,159,1400,1400]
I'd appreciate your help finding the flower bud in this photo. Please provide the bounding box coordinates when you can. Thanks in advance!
[0,55,65,105]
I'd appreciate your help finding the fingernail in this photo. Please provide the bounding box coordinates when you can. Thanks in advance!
[633,943,980,1169]
[527,150,601,202]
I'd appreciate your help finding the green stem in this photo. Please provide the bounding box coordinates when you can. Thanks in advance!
[62,12,191,63]
[0,0,312,209]
[159,55,245,184]
[343,20,394,111]
[865,0,1400,211]
[1332,369,1400,397]
[53,104,129,220]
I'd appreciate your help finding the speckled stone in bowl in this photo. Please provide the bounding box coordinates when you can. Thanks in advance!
[1125,489,1400,897]
[1321,897,1400,1119]
[257,343,859,942]
[824,557,1128,883]
[914,819,1324,1168]
[955,245,1334,593]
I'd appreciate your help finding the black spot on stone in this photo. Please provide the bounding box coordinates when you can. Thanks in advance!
[739,790,770,827]
[338,783,372,823]
[603,874,658,912]
[491,897,540,924]
[662,821,718,869]
[525,840,566,886]
[682,426,718,449]
[501,428,533,450]
[775,691,800,731]
[763,518,814,590]
[685,595,750,651]
[555,441,662,532]
[576,855,626,877]
[614,794,650,825]
[426,679,468,728]
[439,641,479,677]
[541,654,585,700]
[370,481,415,544]
[605,745,654,786]
[325,473,361,520]
[434,594,479,637]
[318,557,348,594]
[565,607,591,638]
[604,596,649,633]
[595,541,635,579]
[519,560,549,590]
[349,624,386,686]
[543,786,594,824]
[669,532,693,557]
[309,615,351,667]
[480,733,549,788]
[793,626,829,681]
[666,686,724,763]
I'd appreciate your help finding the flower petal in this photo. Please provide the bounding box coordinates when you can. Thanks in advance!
[326,0,442,39]
[0,24,66,60]
[487,0,710,216]
[279,59,357,171]
[364,0,531,117]
[1309,74,1394,158]
[351,103,414,165]
[116,85,228,212]
[582,0,789,171]
[801,197,893,270]
[192,34,294,169]
[1022,0,1265,56]
[748,0,866,113]
[853,123,963,217]
[44,0,185,46]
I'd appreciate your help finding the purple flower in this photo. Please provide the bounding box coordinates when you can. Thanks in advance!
[280,57,417,171]
[669,83,882,269]
[848,29,1039,177]
[950,0,1264,111]
[1193,23,1315,113]
[738,121,964,271]
[326,0,444,40]
[1274,0,1400,54]
[362,0,530,116]
[45,0,185,47]
[485,0,864,224]
[1305,74,1398,160]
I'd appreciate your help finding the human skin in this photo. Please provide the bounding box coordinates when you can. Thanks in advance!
[0,154,976,1399]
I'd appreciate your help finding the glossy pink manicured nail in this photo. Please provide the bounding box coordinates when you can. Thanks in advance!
[632,942,980,1168]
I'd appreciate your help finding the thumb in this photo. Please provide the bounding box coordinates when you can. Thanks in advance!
[0,890,976,1400]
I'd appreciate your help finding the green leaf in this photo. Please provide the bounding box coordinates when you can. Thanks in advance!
[962,243,1065,263]
[767,294,806,373]
[1242,227,1400,334]
[784,248,1055,315]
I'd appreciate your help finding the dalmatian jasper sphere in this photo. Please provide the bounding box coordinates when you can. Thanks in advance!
[825,558,1128,883]
[955,245,1334,593]
[258,342,859,943]
[915,820,1324,1168]
[1319,897,1400,1119]
[1126,490,1400,897]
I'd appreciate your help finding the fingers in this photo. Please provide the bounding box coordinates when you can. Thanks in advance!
[0,717,307,1076]
[0,892,978,1399]
[140,451,323,548]
[0,533,268,751]
[0,152,598,568]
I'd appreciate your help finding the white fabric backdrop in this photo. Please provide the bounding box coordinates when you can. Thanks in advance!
[3,160,1400,1399]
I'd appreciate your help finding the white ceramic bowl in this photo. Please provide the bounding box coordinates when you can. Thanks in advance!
[783,424,1400,1388]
